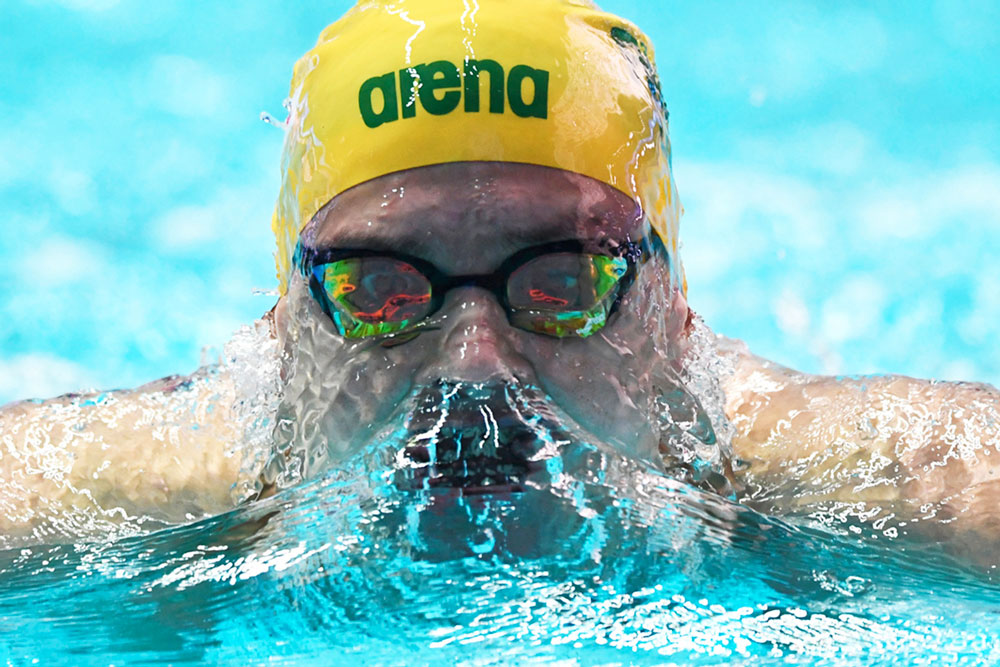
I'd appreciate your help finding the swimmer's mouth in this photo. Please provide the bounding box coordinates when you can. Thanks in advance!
[396,445,548,496]
[392,380,568,496]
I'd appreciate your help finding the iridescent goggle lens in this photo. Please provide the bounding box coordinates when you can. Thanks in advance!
[506,252,628,338]
[314,257,433,338]
[307,248,634,340]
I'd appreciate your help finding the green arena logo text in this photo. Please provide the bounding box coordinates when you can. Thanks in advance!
[359,59,549,128]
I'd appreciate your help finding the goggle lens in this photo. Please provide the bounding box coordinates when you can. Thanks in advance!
[315,257,433,338]
[306,247,638,340]
[506,253,629,337]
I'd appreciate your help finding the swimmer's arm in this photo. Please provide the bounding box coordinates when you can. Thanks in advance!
[723,344,1000,548]
[0,368,244,543]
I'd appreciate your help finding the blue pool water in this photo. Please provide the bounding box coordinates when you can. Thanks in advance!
[3,431,999,665]
[1,0,999,401]
[2,1,1000,665]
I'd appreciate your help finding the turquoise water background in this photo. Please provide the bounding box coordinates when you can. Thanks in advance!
[3,4,1000,666]
[1,0,999,400]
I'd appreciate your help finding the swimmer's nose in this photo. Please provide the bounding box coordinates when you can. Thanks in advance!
[421,288,534,383]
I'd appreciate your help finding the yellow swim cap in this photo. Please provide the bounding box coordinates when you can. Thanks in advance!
[272,0,682,294]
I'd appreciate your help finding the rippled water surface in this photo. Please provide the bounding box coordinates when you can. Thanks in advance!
[2,325,999,666]
[3,455,998,665]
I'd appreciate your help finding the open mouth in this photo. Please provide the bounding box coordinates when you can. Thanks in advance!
[396,453,548,495]
[391,381,568,496]
[395,423,554,495]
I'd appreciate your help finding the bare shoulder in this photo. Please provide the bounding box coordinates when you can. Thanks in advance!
[0,367,245,543]
[718,338,1000,557]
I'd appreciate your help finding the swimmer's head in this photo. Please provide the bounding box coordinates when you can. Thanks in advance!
[271,0,683,295]
[263,1,728,493]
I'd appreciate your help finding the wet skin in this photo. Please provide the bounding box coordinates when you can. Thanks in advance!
[5,166,1000,560]
[274,162,690,468]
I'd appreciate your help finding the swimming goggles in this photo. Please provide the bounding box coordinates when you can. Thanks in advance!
[295,236,660,340]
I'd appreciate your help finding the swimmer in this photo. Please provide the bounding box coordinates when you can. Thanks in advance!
[2,0,999,560]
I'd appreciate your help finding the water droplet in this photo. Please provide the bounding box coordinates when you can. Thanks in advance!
[260,111,288,130]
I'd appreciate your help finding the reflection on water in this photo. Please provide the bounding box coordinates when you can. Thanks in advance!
[2,323,1000,664]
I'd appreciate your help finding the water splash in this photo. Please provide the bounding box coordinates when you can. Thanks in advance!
[260,111,288,130]
[3,307,1000,662]
[0,320,281,549]
[653,315,737,495]
[2,419,997,664]
[221,320,283,503]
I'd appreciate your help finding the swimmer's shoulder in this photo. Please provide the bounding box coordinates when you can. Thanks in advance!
[719,339,1000,476]
[0,367,245,542]
[719,337,1000,555]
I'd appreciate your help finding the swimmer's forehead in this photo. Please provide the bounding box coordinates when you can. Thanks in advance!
[303,163,643,273]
